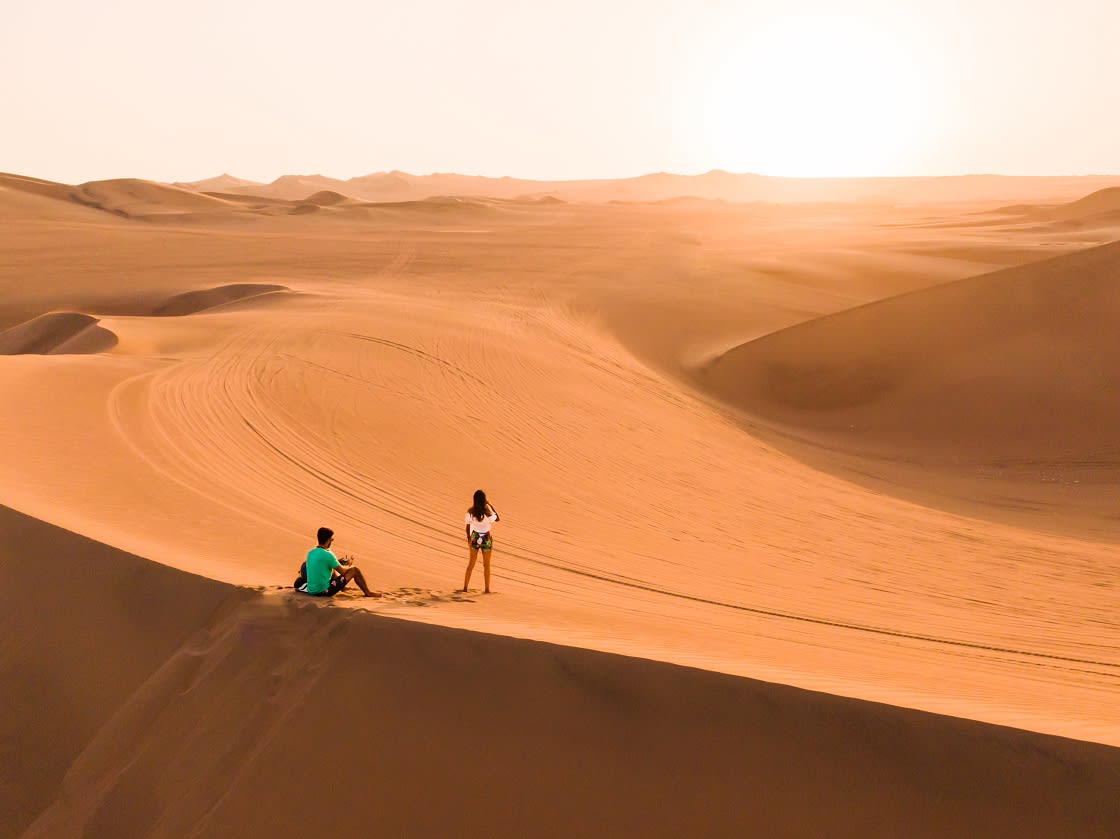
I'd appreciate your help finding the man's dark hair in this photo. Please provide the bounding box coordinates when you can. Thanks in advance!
[317,527,334,546]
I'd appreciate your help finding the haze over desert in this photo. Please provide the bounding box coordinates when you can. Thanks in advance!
[4,1,1120,837]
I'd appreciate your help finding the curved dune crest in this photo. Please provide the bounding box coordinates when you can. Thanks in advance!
[173,173,262,192]
[699,239,1120,467]
[151,283,290,316]
[0,312,117,355]
[1045,186,1120,220]
[0,171,78,203]
[998,187,1120,227]
[0,172,124,222]
[72,178,236,218]
[302,189,351,206]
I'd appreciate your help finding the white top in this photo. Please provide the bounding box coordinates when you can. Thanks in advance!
[465,512,498,534]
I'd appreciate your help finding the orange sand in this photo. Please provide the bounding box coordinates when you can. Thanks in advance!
[2,170,1118,837]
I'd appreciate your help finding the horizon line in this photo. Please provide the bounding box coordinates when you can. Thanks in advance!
[10,168,1120,188]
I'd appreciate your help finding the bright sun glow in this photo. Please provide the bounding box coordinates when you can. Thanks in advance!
[703,13,930,177]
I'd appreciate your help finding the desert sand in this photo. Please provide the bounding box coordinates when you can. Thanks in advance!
[2,170,1119,837]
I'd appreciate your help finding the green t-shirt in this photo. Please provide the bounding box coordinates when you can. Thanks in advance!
[305,546,340,594]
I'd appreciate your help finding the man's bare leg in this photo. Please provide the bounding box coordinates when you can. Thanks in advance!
[342,566,379,598]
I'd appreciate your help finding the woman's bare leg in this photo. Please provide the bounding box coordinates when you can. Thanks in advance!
[462,547,479,591]
[482,549,492,593]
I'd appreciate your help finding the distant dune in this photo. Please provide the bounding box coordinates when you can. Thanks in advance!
[72,179,237,219]
[301,189,352,206]
[173,173,263,192]
[0,171,81,203]
[0,312,117,355]
[699,239,1120,471]
[255,174,349,201]
[996,187,1120,232]
[151,283,289,316]
[0,173,121,223]
[1046,186,1120,219]
[360,195,501,215]
[8,171,1120,222]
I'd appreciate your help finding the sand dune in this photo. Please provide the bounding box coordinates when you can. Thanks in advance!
[0,505,237,838]
[1046,185,1120,219]
[174,173,263,192]
[696,238,1120,534]
[3,171,1120,836]
[0,312,117,355]
[302,189,352,206]
[5,505,1118,839]
[71,178,238,219]
[0,172,119,223]
[0,171,82,203]
[199,190,294,207]
[988,187,1120,236]
[257,173,351,201]
[150,283,291,316]
[1003,186,1120,221]
[700,239,1120,459]
[361,195,501,215]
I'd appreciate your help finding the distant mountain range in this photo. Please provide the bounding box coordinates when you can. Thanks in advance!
[171,170,1120,206]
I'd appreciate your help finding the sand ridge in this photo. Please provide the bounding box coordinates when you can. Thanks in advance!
[0,312,118,355]
[4,504,1119,839]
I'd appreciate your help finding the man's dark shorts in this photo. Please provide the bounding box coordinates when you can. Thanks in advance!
[311,576,347,597]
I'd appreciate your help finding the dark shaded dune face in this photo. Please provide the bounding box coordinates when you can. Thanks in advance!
[201,191,294,207]
[302,189,350,206]
[1038,209,1120,233]
[151,283,289,316]
[514,194,565,204]
[998,188,1120,224]
[71,179,235,218]
[0,312,117,355]
[0,173,130,224]
[368,196,499,215]
[699,240,1120,471]
[1049,186,1120,220]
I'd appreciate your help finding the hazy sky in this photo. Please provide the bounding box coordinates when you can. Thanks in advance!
[4,0,1118,183]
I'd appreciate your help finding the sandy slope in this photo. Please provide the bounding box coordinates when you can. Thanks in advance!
[4,505,1118,839]
[2,172,1119,835]
[696,239,1120,537]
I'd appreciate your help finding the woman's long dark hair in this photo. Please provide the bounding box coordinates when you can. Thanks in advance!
[469,489,489,521]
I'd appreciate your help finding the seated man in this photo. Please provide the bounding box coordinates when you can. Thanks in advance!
[304,527,379,598]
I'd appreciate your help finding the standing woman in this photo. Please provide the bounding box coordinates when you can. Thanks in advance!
[463,489,500,593]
